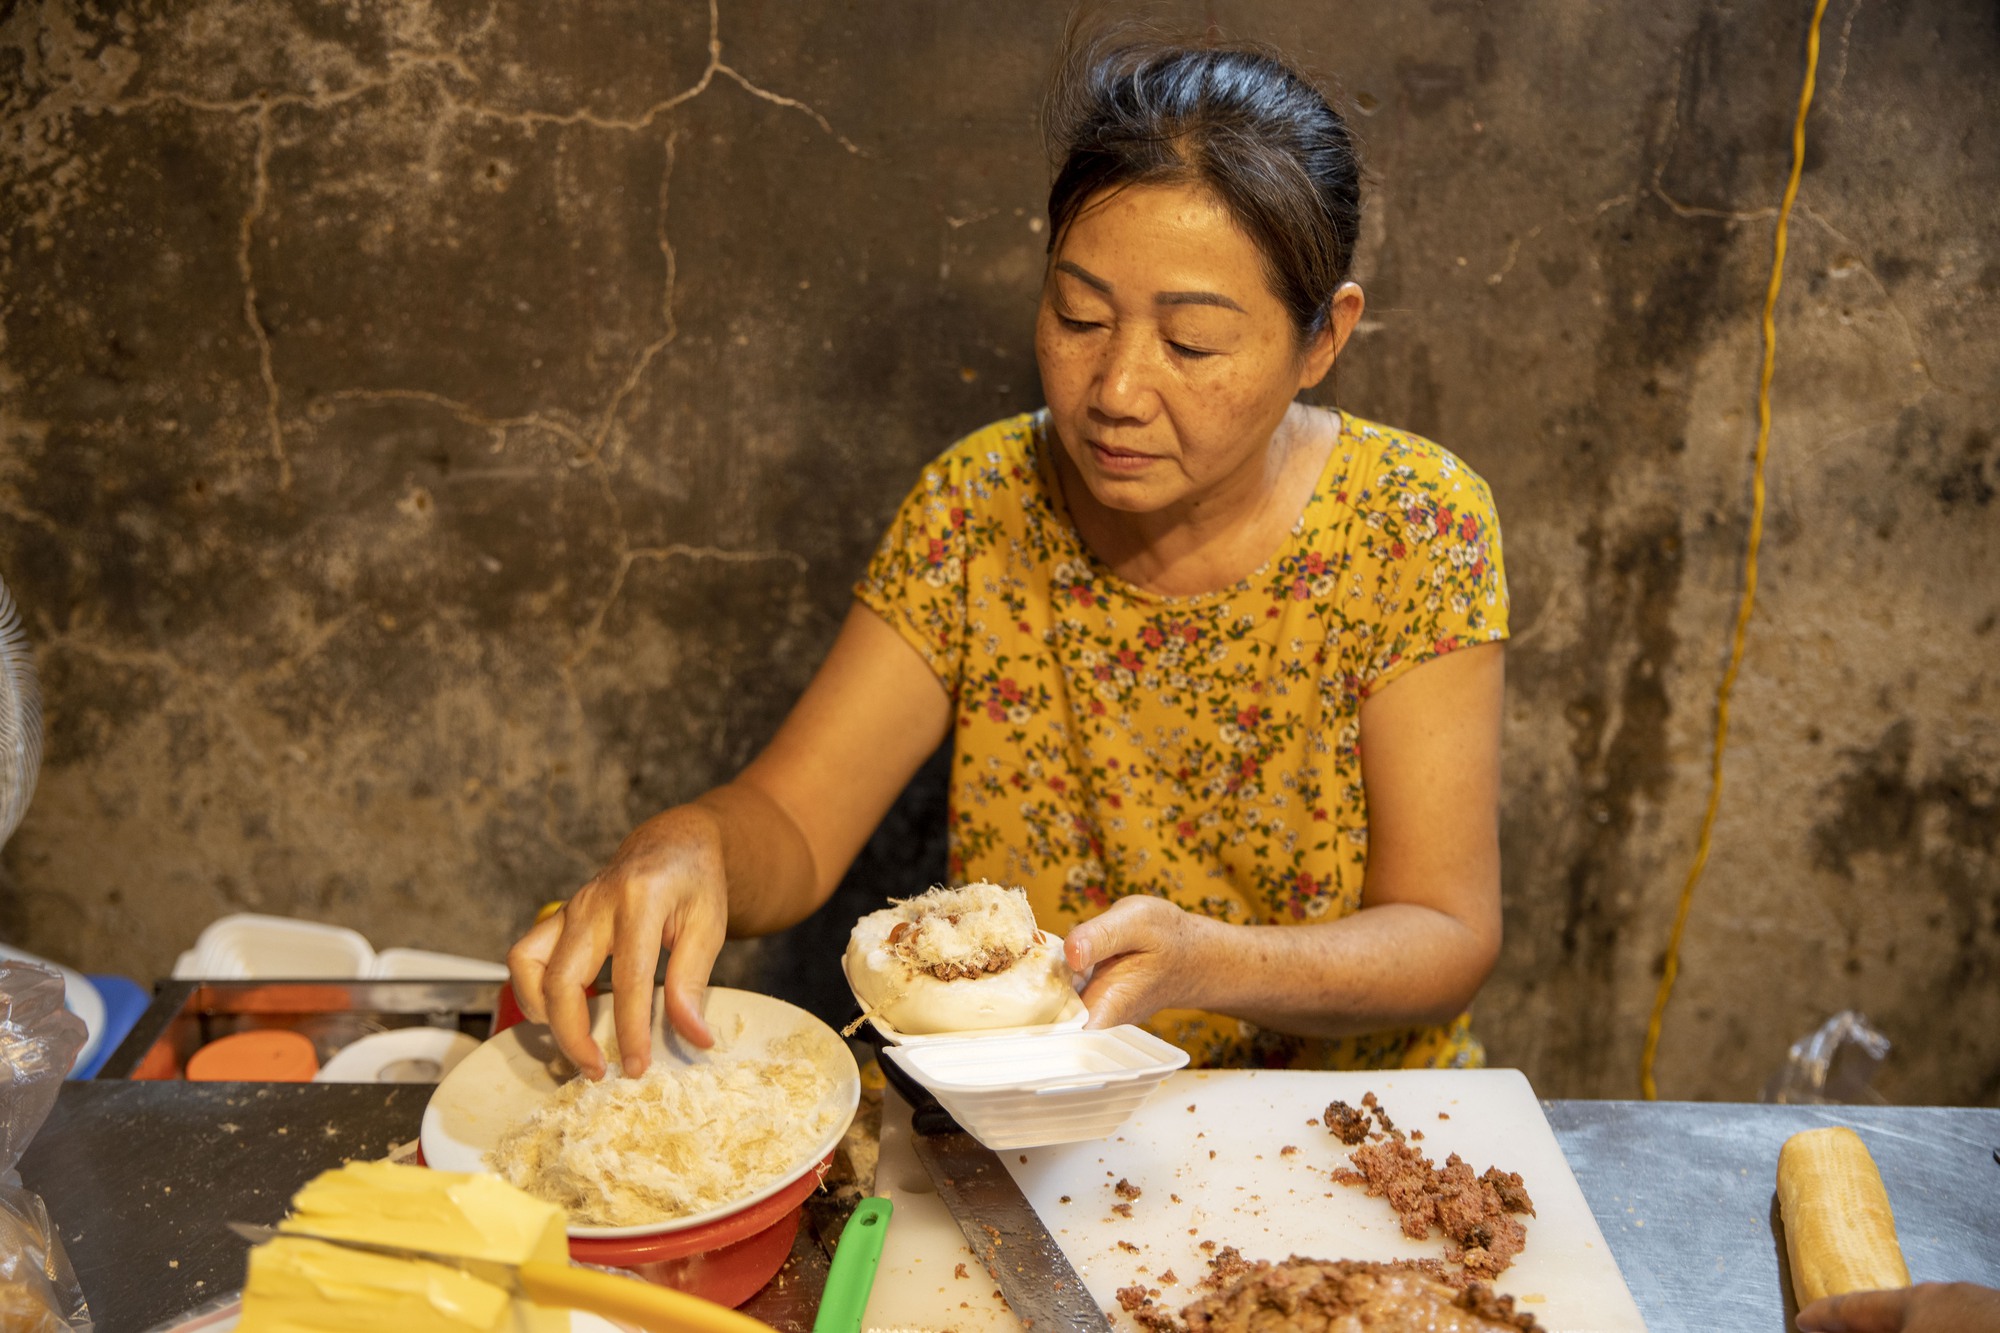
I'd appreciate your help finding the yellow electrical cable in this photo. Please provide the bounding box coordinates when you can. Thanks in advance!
[1640,0,1832,1101]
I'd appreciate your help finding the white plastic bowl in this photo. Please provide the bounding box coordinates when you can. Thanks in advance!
[883,1024,1189,1149]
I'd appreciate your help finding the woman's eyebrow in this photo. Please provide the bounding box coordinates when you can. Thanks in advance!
[1053,261,1245,313]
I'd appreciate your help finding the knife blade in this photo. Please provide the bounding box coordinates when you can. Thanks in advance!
[908,1130,1114,1332]
[227,1222,776,1333]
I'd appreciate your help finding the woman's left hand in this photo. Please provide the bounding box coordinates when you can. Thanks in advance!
[1064,894,1206,1029]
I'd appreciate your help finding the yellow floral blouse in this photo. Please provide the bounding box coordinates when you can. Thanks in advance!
[855,409,1509,1070]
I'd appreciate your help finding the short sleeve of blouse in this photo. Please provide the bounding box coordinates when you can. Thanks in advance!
[1349,430,1511,696]
[853,453,972,699]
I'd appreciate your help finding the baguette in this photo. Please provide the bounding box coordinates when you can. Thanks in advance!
[1776,1126,1911,1306]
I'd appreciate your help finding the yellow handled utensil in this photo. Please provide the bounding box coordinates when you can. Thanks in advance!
[229,1223,776,1333]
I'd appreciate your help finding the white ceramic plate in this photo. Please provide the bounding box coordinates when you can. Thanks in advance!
[313,1027,480,1083]
[421,987,860,1240]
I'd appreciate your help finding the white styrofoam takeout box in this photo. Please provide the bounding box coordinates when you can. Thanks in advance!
[882,1023,1189,1149]
[171,913,508,981]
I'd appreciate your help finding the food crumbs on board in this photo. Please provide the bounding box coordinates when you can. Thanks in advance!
[1187,1104,1196,1112]
[1439,1112,1451,1120]
[168,1260,179,1269]
[1112,1203,1133,1218]
[1281,1145,1298,1156]
[1209,1149,1216,1159]
[1115,1179,1142,1200]
[1117,1240,1140,1253]
[954,1263,968,1279]
[1060,1195,1071,1203]
[1170,1193,1182,1204]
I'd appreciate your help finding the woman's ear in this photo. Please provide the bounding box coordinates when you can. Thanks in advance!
[1298,282,1366,391]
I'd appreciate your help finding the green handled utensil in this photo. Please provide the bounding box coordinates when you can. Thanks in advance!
[812,1196,893,1333]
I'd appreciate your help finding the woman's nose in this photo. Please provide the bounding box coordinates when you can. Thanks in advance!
[1090,330,1153,421]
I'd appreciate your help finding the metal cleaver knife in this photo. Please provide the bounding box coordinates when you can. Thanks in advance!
[875,1040,1114,1332]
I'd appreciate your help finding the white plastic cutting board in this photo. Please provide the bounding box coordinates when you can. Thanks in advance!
[864,1068,1645,1333]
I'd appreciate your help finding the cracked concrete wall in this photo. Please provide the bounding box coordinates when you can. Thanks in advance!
[2,1,1994,1103]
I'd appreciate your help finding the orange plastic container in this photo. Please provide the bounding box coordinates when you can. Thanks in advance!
[184,1029,321,1082]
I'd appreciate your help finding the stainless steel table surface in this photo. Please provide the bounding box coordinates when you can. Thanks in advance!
[1545,1099,2000,1333]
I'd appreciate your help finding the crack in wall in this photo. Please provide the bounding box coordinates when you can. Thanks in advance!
[1649,30,1780,225]
[581,132,682,473]
[323,388,592,457]
[565,543,812,677]
[435,0,861,154]
[57,0,861,509]
[1795,201,1954,399]
[1484,224,1543,287]
[1827,0,1863,108]
[713,62,862,156]
[240,104,287,490]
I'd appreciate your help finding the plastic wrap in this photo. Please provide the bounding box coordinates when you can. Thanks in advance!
[1761,1009,1892,1105]
[0,959,93,1331]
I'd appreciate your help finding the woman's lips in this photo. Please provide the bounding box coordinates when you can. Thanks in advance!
[1088,439,1156,473]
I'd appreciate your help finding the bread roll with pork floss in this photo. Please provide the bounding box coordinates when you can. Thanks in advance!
[847,881,1073,1034]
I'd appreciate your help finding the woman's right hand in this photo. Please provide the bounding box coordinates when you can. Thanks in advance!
[505,802,732,1080]
[1796,1283,2000,1333]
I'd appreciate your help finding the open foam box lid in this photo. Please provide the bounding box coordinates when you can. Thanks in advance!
[172,913,508,981]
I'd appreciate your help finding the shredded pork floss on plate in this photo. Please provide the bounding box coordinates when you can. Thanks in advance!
[486,1030,837,1227]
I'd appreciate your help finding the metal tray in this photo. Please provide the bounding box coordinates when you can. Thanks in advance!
[94,978,501,1080]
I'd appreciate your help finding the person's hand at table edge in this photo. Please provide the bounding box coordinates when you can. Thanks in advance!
[1797,1283,2000,1333]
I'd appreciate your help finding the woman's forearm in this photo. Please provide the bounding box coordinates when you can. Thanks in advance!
[1176,900,1498,1038]
[689,778,827,937]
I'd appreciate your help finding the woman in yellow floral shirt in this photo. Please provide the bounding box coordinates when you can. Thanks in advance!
[509,35,1508,1078]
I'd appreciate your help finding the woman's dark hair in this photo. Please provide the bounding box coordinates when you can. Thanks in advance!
[1044,32,1362,344]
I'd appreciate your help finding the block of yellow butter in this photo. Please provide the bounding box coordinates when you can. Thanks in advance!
[239,1160,569,1333]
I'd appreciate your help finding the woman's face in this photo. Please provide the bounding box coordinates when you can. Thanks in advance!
[1034,182,1350,519]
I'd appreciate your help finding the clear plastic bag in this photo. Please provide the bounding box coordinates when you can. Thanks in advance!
[0,959,93,1331]
[1761,1009,1892,1105]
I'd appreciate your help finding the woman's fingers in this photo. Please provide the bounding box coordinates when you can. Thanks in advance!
[661,897,727,1051]
[539,890,617,1078]
[1800,1284,2000,1333]
[1068,896,1185,1028]
[1064,894,1152,974]
[609,883,673,1078]
[1797,1287,1912,1331]
[504,910,563,1025]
